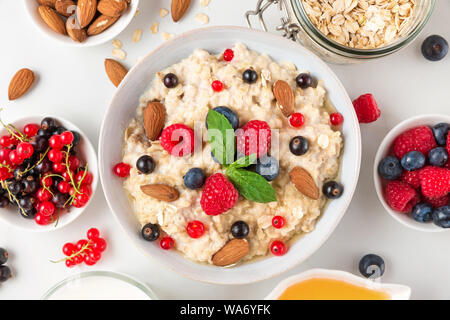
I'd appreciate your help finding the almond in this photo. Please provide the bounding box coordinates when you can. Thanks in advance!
[97,0,128,17]
[38,5,67,35]
[289,166,319,200]
[143,102,166,141]
[8,68,35,101]
[37,0,56,8]
[171,0,191,22]
[104,59,127,87]
[66,17,87,42]
[273,80,295,117]
[77,0,97,28]
[55,0,76,17]
[140,184,179,202]
[212,239,249,267]
[87,15,119,36]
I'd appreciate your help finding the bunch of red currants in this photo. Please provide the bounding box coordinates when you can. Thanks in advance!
[60,228,107,267]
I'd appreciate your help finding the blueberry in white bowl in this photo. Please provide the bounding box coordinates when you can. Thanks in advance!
[432,206,450,228]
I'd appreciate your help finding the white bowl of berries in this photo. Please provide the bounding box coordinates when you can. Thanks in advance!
[374,114,450,233]
[0,116,98,232]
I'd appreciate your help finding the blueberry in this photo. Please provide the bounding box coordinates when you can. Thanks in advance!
[231,221,249,239]
[432,123,450,146]
[206,106,239,130]
[322,181,343,199]
[295,73,313,89]
[428,147,448,167]
[411,203,433,223]
[183,168,206,189]
[136,155,156,174]
[401,151,425,171]
[378,156,402,180]
[432,206,450,228]
[0,248,8,265]
[71,131,81,146]
[0,265,11,283]
[359,254,385,279]
[289,136,309,156]
[41,117,56,130]
[421,35,448,62]
[141,223,160,241]
[163,73,179,88]
[254,156,279,181]
[243,69,258,84]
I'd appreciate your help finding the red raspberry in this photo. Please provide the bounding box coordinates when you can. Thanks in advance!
[425,195,449,208]
[200,173,238,216]
[352,94,381,123]
[393,126,437,159]
[160,124,195,157]
[236,120,271,158]
[419,166,450,199]
[400,170,421,189]
[385,181,419,213]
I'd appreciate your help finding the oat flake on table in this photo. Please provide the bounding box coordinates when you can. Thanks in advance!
[159,8,169,17]
[302,0,416,49]
[195,13,209,25]
[150,22,159,34]
[112,48,127,60]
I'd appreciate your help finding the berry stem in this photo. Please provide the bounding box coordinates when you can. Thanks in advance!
[50,240,93,264]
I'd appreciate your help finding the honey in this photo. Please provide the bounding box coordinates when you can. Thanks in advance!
[277,278,391,300]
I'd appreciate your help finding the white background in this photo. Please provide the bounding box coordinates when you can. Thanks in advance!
[0,0,449,300]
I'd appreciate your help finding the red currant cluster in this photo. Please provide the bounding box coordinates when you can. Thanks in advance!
[0,117,93,226]
[57,228,107,268]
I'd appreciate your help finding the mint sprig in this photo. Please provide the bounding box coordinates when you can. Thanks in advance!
[206,111,277,203]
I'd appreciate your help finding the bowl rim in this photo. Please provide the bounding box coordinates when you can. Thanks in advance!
[0,115,98,232]
[98,25,362,284]
[22,0,140,48]
[373,113,450,233]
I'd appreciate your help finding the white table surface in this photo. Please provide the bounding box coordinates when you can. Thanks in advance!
[0,0,449,300]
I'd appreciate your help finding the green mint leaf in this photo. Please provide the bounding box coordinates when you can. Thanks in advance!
[230,153,257,169]
[226,167,277,203]
[207,110,235,166]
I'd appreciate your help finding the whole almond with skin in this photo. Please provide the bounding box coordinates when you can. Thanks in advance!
[171,0,191,22]
[38,5,66,35]
[97,0,128,17]
[143,102,166,141]
[8,69,35,101]
[66,17,87,42]
[289,166,319,200]
[87,15,119,36]
[212,239,249,267]
[77,0,97,28]
[104,59,128,87]
[55,0,76,17]
[273,80,295,117]
[140,184,179,202]
[37,0,56,8]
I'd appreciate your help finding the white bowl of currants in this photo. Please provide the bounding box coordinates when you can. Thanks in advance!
[0,116,98,232]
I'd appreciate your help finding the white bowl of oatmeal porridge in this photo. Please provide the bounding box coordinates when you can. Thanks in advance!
[99,26,361,284]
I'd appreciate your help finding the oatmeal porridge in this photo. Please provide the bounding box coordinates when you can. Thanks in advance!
[121,43,343,266]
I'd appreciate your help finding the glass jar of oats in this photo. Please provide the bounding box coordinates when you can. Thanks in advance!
[246,0,435,64]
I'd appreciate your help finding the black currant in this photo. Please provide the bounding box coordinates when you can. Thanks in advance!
[243,69,258,84]
[0,248,8,265]
[322,181,343,199]
[141,223,160,241]
[296,73,313,89]
[0,265,11,282]
[231,221,249,239]
[136,155,156,174]
[163,73,179,88]
[41,117,56,130]
[289,136,309,156]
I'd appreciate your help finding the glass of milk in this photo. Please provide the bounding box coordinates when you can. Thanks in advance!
[42,271,157,300]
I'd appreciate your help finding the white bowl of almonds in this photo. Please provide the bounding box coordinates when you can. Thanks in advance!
[24,0,139,47]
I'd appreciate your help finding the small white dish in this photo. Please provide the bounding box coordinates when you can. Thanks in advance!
[99,26,362,284]
[0,116,98,232]
[265,268,411,300]
[23,0,139,47]
[374,114,450,233]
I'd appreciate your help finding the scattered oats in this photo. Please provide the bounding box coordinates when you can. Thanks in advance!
[200,0,210,7]
[150,22,159,34]
[195,13,209,25]
[134,8,140,17]
[112,48,127,60]
[132,29,143,43]
[159,8,169,17]
[161,32,174,41]
[112,39,122,49]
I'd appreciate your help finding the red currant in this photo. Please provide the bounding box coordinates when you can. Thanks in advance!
[76,192,90,205]
[48,149,63,163]
[0,148,11,162]
[60,131,74,145]
[186,221,205,238]
[289,113,305,128]
[49,135,64,150]
[65,259,75,268]
[37,188,52,202]
[40,175,53,187]
[223,49,234,61]
[211,80,224,92]
[62,243,75,256]
[79,185,92,196]
[68,155,80,171]
[76,239,89,251]
[16,142,34,159]
[330,112,344,126]
[92,237,107,252]
[270,240,287,256]
[73,255,84,265]
[113,162,131,178]
[9,150,23,165]
[160,236,175,250]
[0,167,9,181]
[272,216,286,229]
[72,198,85,208]
[0,136,11,148]
[10,136,19,146]
[87,228,100,240]
[62,170,73,181]
[23,124,40,137]
[52,162,66,173]
[84,256,97,266]
[89,250,101,262]
[39,201,55,217]
[75,170,93,185]
[35,213,52,225]
[57,180,71,194]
